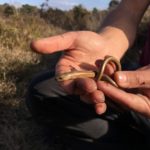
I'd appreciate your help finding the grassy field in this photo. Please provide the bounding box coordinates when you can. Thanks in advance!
[0,13,65,150]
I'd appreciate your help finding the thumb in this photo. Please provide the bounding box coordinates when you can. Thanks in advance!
[30,32,78,54]
[114,70,150,88]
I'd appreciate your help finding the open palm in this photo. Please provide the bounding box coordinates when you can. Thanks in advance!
[31,31,117,95]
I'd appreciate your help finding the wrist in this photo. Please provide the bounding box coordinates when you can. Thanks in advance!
[99,26,129,60]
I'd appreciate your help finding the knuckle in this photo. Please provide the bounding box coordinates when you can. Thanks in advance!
[126,72,144,88]
[134,73,144,86]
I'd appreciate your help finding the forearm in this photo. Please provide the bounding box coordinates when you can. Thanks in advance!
[99,0,150,59]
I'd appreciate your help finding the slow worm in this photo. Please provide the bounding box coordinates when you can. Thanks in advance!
[55,56,121,87]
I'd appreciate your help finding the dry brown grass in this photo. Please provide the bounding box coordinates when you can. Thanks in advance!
[0,13,64,150]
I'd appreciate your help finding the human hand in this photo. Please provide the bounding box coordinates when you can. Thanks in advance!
[98,65,150,118]
[31,31,122,114]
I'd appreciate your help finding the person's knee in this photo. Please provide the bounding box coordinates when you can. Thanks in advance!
[26,71,56,115]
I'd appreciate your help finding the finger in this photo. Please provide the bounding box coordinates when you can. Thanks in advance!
[81,92,107,115]
[57,77,97,95]
[89,90,105,104]
[74,78,97,94]
[31,32,78,54]
[95,102,107,115]
[96,60,117,76]
[105,63,117,76]
[80,90,105,104]
[114,70,150,88]
[137,64,150,71]
[98,81,150,117]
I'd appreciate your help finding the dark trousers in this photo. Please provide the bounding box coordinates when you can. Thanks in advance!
[26,71,150,149]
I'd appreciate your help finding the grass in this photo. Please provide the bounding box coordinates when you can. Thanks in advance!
[0,14,64,150]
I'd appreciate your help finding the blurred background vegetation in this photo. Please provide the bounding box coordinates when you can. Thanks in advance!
[0,0,150,149]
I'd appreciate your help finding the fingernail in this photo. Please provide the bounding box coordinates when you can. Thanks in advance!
[95,103,106,115]
[117,73,127,83]
[96,107,103,115]
[100,94,105,102]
